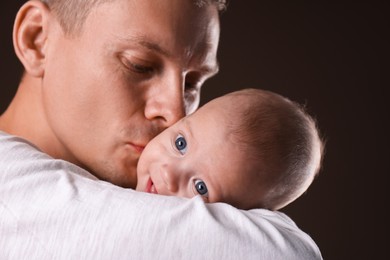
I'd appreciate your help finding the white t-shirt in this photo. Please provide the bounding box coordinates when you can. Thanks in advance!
[0,131,322,259]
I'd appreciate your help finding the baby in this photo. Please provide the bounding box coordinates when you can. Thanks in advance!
[136,88,324,210]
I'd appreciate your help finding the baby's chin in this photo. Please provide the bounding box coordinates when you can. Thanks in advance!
[134,168,150,192]
[135,164,144,191]
[134,173,142,191]
[134,175,143,191]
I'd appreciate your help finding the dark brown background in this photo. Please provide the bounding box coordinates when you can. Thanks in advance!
[1,1,388,259]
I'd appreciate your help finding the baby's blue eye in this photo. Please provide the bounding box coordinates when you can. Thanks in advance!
[194,179,208,197]
[175,135,187,154]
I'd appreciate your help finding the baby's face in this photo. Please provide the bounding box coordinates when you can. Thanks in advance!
[136,96,265,209]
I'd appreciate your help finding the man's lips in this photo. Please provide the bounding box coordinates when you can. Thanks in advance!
[128,143,145,153]
[146,177,158,194]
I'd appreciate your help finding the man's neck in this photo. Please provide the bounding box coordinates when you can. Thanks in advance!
[0,75,64,159]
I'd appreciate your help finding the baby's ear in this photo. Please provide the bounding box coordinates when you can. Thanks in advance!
[13,1,50,77]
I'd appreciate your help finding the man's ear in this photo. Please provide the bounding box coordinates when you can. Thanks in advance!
[13,0,50,77]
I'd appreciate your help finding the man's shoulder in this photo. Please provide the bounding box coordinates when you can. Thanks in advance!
[0,130,45,158]
[0,131,322,259]
[0,130,97,182]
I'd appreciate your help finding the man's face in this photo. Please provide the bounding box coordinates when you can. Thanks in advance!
[42,0,220,187]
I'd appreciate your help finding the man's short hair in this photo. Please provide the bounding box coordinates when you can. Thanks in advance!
[40,0,227,36]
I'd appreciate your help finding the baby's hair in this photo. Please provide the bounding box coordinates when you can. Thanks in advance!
[226,89,325,210]
[40,0,227,36]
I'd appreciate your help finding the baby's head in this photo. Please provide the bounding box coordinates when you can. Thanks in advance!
[222,89,324,210]
[136,88,324,210]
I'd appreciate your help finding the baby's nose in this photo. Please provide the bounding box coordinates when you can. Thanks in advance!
[163,167,180,193]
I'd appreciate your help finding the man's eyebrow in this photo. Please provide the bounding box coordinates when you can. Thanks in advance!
[120,36,219,75]
[120,36,172,58]
[139,40,173,58]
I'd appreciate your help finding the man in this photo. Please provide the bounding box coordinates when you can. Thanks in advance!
[1,0,221,188]
[0,0,323,258]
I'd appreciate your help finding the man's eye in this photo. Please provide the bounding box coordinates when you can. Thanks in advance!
[129,63,153,74]
[194,179,208,197]
[175,135,187,154]
[119,56,154,74]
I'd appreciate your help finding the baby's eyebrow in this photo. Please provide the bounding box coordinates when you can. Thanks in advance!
[181,118,195,142]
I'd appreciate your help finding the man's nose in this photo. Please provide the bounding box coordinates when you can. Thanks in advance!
[144,76,186,128]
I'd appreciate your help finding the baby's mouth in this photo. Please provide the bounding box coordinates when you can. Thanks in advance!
[146,177,158,194]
